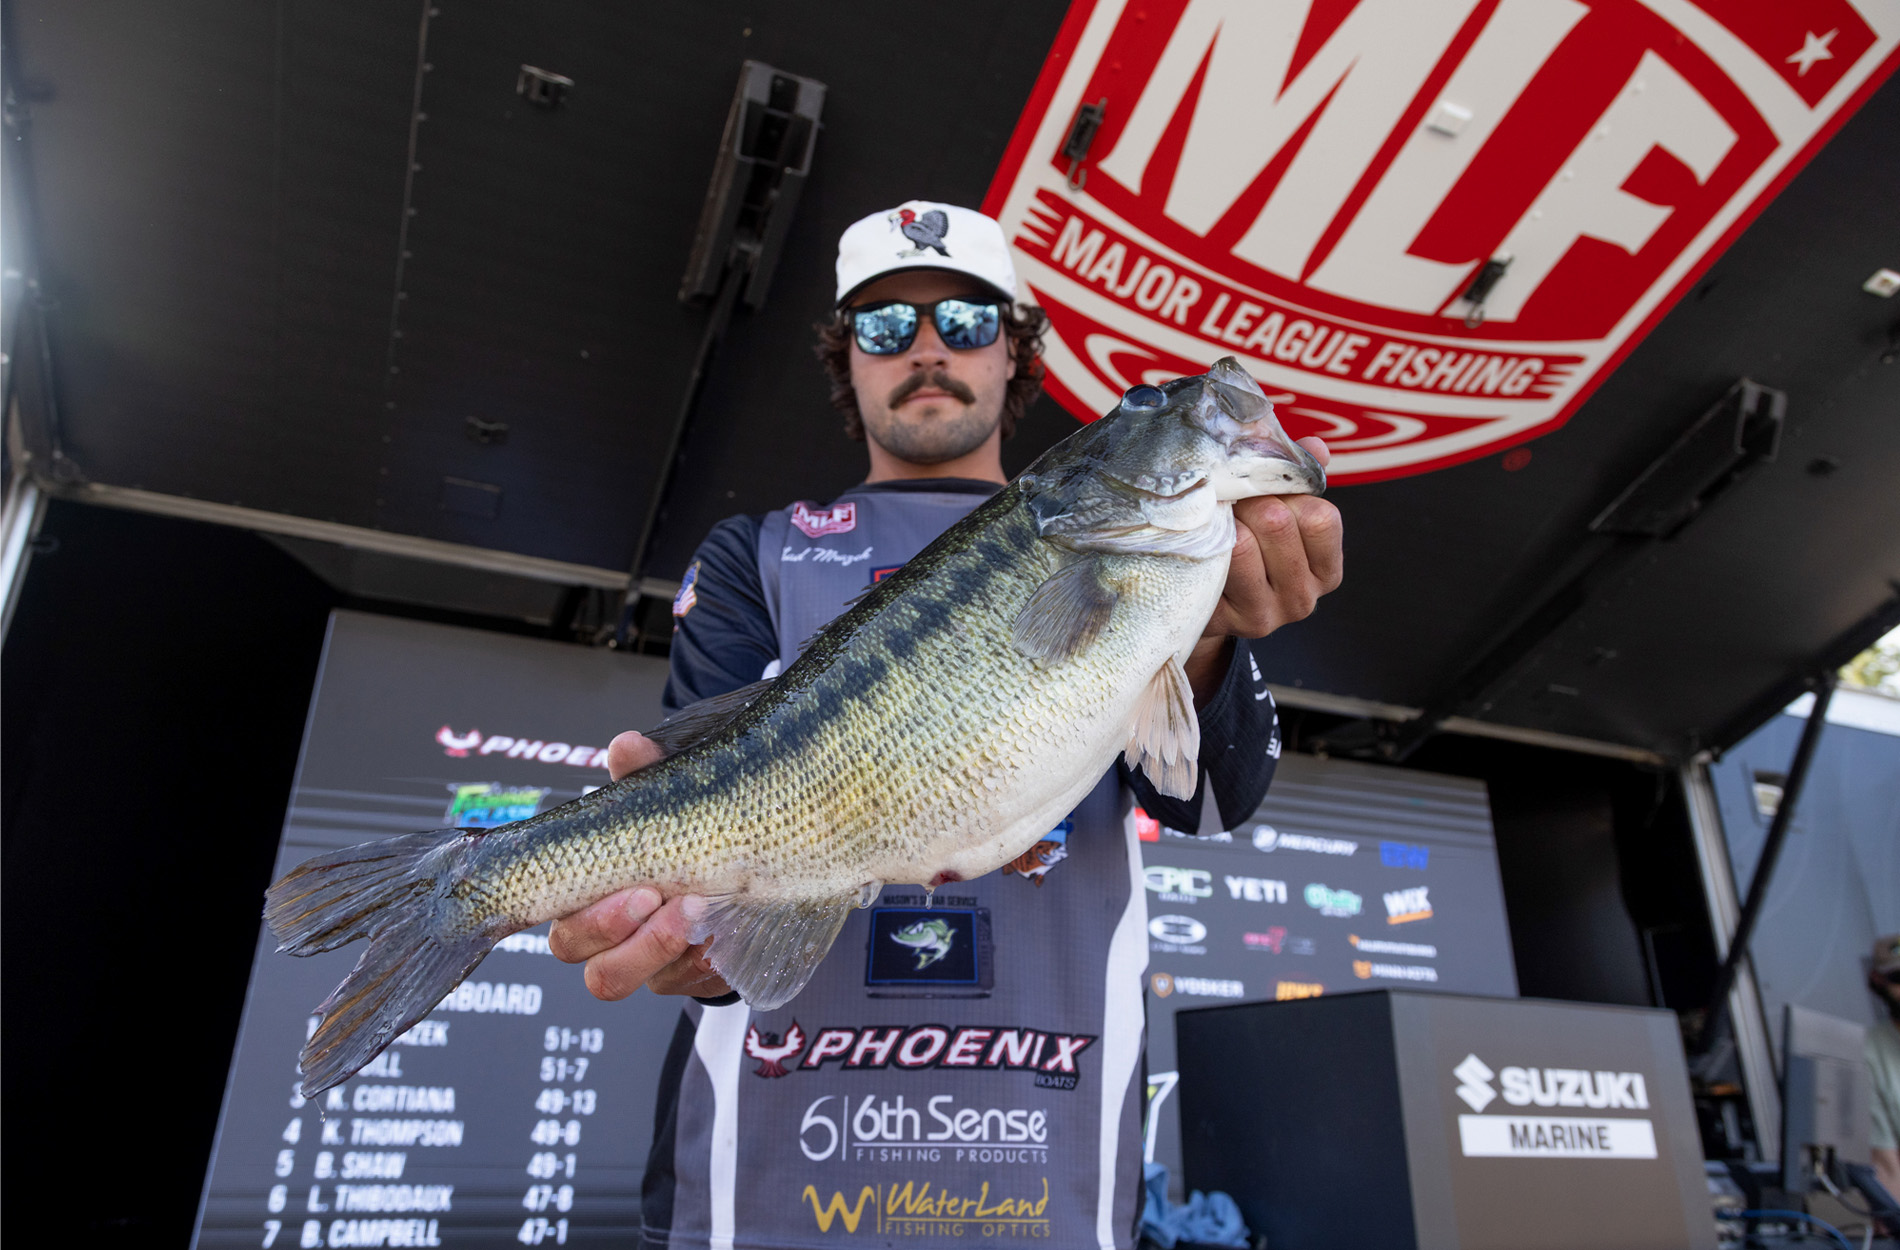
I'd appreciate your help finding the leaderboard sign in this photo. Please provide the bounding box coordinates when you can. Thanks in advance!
[984,0,1900,482]
[1136,753,1518,1188]
[193,613,685,1249]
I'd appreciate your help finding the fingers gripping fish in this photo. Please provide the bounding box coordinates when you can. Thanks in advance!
[264,359,1325,1095]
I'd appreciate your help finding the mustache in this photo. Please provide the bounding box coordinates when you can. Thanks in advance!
[887,370,977,409]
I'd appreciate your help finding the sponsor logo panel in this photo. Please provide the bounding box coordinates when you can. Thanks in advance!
[1275,981,1324,1001]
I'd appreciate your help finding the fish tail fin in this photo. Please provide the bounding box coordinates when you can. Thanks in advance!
[265,828,503,1095]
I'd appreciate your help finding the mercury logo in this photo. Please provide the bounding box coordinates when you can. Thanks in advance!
[1454,1054,1497,1112]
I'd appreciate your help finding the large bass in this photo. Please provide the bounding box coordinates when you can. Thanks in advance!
[266,358,1325,1095]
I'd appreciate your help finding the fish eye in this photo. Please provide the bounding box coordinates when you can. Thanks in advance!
[1123,385,1165,409]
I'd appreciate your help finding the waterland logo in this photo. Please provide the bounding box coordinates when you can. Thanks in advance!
[443,783,549,829]
[799,1176,1050,1238]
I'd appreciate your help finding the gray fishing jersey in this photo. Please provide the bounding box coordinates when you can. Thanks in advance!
[644,478,1282,1250]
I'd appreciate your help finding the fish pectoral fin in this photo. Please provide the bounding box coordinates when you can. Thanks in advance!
[644,677,777,758]
[1011,557,1118,665]
[690,891,856,1012]
[1123,656,1201,801]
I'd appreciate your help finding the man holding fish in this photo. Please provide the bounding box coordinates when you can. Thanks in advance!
[548,202,1342,1249]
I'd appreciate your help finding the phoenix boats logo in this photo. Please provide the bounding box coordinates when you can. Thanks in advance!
[1451,1052,1659,1159]
[738,1024,1098,1087]
[435,728,610,769]
[983,0,1899,482]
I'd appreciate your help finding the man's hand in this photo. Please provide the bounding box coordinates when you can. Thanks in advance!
[546,731,734,1001]
[1184,437,1343,698]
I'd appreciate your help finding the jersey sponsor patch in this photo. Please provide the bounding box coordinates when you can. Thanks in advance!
[865,907,994,996]
[790,500,858,538]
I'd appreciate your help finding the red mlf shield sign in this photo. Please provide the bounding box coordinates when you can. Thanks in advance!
[984,0,1898,483]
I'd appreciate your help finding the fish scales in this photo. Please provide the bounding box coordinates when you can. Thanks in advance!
[266,357,1326,1094]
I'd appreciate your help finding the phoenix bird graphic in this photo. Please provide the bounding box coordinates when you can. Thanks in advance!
[889,207,950,257]
[744,1021,806,1078]
[436,726,482,757]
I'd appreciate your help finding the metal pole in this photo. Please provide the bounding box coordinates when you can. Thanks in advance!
[1693,674,1837,1054]
[613,258,749,648]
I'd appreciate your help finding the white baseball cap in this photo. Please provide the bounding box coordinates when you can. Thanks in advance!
[834,200,1019,308]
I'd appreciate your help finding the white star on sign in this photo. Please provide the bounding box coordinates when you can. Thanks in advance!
[1786,29,1837,77]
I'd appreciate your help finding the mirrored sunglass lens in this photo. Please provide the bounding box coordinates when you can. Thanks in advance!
[935,300,999,349]
[854,305,917,354]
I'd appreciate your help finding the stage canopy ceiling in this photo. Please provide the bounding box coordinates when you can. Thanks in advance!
[6,0,1898,762]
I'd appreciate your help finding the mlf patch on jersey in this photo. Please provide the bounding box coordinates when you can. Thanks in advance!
[983,0,1898,483]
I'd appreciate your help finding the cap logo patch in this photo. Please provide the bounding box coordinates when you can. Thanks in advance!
[890,207,951,258]
[790,501,858,538]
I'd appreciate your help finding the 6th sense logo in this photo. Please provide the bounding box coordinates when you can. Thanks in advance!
[985,0,1898,482]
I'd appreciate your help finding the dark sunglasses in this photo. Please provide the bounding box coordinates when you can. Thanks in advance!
[849,298,1002,355]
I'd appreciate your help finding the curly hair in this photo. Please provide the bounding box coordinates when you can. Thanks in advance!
[813,303,1049,441]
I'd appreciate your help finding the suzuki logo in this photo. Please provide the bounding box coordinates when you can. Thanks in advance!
[1454,1053,1496,1113]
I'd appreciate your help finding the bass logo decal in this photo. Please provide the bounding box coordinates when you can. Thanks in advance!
[746,1021,807,1078]
[891,919,957,969]
[436,726,481,757]
[984,0,1899,482]
[790,501,858,538]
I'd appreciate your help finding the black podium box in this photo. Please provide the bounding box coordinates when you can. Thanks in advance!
[1177,990,1713,1250]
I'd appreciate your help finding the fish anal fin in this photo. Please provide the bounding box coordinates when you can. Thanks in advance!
[691,892,856,1011]
[1011,558,1117,666]
[1123,656,1201,800]
[644,677,776,758]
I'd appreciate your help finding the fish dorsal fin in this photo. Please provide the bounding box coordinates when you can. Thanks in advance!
[643,678,776,758]
[1012,557,1118,666]
[690,891,857,1011]
[1124,656,1201,800]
